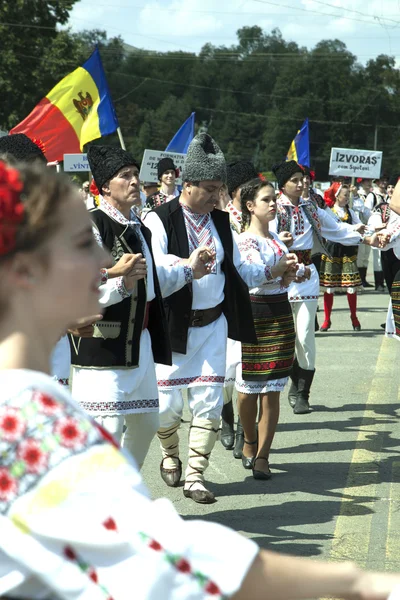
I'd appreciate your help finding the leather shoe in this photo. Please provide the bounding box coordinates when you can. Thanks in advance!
[160,458,182,488]
[242,455,255,469]
[183,483,215,504]
[221,400,235,449]
[253,457,271,480]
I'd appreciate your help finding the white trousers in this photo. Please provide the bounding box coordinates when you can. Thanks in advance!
[95,412,159,469]
[291,300,318,370]
[372,248,382,272]
[159,386,224,429]
[357,243,371,269]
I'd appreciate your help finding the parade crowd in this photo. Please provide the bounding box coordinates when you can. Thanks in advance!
[1,131,400,599]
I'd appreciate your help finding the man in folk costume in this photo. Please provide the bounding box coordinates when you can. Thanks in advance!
[221,161,261,454]
[70,146,210,468]
[270,160,384,415]
[145,134,279,504]
[143,157,180,215]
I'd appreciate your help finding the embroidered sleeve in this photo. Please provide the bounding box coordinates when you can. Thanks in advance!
[99,268,108,286]
[184,265,193,284]
[116,276,131,299]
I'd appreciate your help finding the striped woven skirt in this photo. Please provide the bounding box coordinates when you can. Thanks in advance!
[391,269,400,337]
[240,293,295,384]
[319,242,361,290]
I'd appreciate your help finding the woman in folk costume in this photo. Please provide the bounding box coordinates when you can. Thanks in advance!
[142,157,180,215]
[235,179,306,479]
[270,161,385,415]
[319,182,365,332]
[0,133,73,389]
[3,154,400,600]
[220,160,261,454]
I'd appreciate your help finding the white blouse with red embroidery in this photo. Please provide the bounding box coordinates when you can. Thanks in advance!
[0,370,258,599]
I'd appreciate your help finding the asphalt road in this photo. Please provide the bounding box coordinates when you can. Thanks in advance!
[142,287,400,572]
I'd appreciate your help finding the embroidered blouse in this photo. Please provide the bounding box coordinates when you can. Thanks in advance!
[238,232,289,295]
[0,370,258,599]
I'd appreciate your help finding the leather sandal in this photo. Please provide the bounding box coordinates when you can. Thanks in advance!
[253,457,271,480]
[242,439,257,470]
[183,481,215,504]
[160,457,182,488]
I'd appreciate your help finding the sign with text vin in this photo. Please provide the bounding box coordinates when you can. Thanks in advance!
[329,147,383,179]
[63,153,90,172]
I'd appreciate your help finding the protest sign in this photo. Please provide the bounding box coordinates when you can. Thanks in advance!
[63,153,90,172]
[329,148,383,179]
[139,149,186,184]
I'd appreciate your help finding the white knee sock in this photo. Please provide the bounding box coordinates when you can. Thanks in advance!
[157,421,181,469]
[185,417,219,485]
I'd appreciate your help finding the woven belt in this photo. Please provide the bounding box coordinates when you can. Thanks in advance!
[294,249,313,266]
[189,304,223,327]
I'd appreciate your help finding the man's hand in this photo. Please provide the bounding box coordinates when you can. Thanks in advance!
[278,231,294,248]
[67,314,103,338]
[107,253,146,279]
[123,256,147,291]
[271,253,298,279]
[188,246,216,280]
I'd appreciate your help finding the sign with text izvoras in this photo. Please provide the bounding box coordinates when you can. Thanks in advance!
[139,149,186,184]
[329,148,383,179]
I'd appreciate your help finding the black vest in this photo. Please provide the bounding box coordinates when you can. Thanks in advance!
[153,197,257,354]
[70,208,171,369]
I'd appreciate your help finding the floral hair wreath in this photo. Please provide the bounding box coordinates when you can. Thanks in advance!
[0,161,25,257]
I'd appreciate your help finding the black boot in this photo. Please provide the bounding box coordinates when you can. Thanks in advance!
[374,271,385,292]
[233,419,244,459]
[288,358,299,408]
[221,400,235,450]
[359,267,373,288]
[293,367,315,415]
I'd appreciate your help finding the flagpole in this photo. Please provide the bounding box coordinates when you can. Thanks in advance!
[117,127,126,150]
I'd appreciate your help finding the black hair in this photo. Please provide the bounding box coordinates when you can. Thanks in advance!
[240,178,275,232]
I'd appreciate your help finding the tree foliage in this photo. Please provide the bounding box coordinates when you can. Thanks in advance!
[1,5,400,178]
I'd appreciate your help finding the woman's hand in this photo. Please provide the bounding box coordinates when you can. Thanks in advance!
[271,253,298,279]
[364,233,390,249]
[354,223,367,234]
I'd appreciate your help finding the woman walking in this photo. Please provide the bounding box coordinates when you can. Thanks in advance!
[235,179,303,479]
[319,182,365,331]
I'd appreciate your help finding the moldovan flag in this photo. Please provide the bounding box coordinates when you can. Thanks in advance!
[286,118,310,167]
[11,48,119,162]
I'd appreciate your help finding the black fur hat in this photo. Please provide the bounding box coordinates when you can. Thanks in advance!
[158,157,177,180]
[0,133,46,162]
[87,145,140,191]
[272,160,304,189]
[227,161,259,195]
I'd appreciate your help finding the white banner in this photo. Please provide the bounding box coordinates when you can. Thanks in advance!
[63,153,90,172]
[139,149,185,184]
[329,147,383,179]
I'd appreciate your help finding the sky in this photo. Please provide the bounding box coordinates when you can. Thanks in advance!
[67,0,400,63]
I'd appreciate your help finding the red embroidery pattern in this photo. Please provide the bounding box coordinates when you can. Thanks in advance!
[64,545,114,599]
[57,378,69,387]
[293,249,313,266]
[289,294,319,301]
[0,390,106,514]
[226,201,242,234]
[181,203,217,273]
[139,532,226,598]
[157,375,225,387]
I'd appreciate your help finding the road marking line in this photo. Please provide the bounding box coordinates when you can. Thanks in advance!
[329,336,397,567]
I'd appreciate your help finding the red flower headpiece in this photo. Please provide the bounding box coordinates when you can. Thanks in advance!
[324,182,342,208]
[0,161,25,256]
